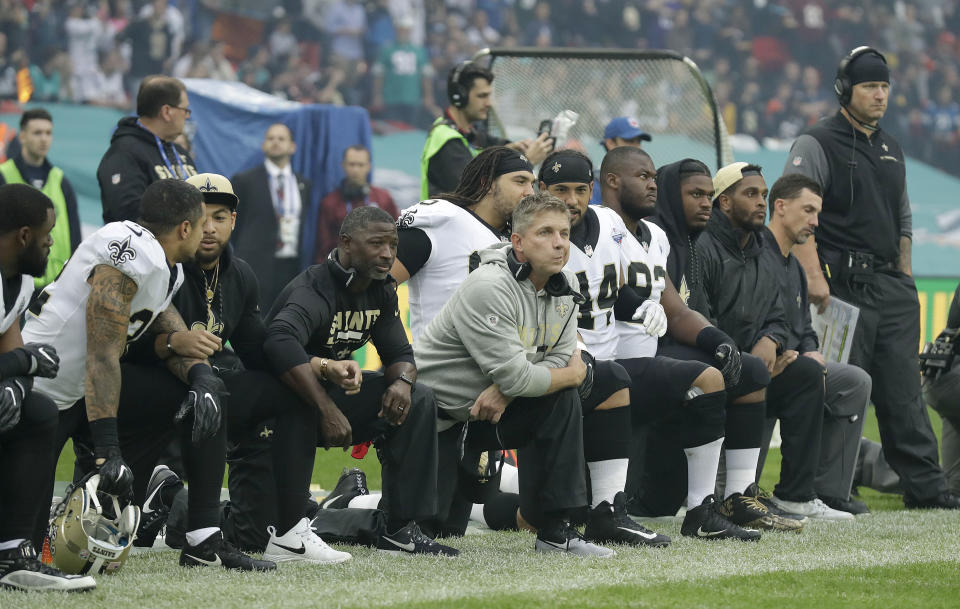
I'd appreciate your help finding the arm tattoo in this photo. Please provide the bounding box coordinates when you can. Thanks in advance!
[165,355,208,384]
[150,305,189,334]
[84,265,137,422]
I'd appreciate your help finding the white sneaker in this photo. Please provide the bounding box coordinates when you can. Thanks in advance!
[263,518,352,564]
[770,496,855,521]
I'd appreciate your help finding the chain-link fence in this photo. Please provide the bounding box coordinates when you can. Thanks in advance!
[475,48,733,172]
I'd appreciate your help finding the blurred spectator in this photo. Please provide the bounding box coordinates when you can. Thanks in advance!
[372,15,437,128]
[466,9,500,49]
[28,0,61,56]
[85,49,130,109]
[523,2,554,46]
[326,0,366,65]
[29,48,68,103]
[0,33,16,101]
[65,1,105,101]
[364,0,396,62]
[268,17,298,63]
[137,0,184,60]
[117,3,174,95]
[316,145,399,260]
[238,45,272,92]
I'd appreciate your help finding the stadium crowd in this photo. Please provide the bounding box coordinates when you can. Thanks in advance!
[1,0,960,174]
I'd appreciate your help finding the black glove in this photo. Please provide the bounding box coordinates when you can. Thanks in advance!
[0,378,26,433]
[578,349,595,402]
[175,369,227,443]
[96,446,134,497]
[714,343,742,387]
[696,326,742,387]
[18,343,60,378]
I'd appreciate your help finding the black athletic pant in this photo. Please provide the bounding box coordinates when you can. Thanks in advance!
[426,387,586,537]
[41,398,96,548]
[116,363,226,530]
[626,346,769,516]
[761,355,825,502]
[827,269,947,501]
[1,390,58,548]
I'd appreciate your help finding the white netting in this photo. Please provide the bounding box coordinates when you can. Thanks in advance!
[478,50,733,172]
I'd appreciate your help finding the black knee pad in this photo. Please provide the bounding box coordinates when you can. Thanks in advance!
[583,406,630,462]
[483,492,522,531]
[725,400,765,449]
[684,390,726,448]
[730,353,770,397]
[582,360,631,412]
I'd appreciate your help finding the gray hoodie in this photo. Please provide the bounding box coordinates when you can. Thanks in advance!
[414,242,580,430]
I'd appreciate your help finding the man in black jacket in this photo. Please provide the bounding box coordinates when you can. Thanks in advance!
[696,163,848,521]
[97,76,198,224]
[231,124,312,312]
[264,206,456,557]
[761,173,871,516]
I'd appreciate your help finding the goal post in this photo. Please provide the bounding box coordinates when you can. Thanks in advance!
[473,48,733,172]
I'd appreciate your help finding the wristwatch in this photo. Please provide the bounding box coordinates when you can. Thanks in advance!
[396,372,415,387]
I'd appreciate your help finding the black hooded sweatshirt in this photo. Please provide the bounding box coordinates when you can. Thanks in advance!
[651,158,706,306]
[97,116,198,224]
[692,208,787,351]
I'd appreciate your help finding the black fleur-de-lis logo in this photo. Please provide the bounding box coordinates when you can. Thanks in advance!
[107,236,137,266]
[198,178,218,192]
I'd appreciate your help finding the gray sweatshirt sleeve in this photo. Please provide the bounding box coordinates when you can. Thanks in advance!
[451,275,553,397]
[782,134,830,190]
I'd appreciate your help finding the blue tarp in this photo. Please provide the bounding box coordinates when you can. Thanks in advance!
[184,79,373,269]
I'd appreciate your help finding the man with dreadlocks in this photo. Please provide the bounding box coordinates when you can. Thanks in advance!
[391,146,535,340]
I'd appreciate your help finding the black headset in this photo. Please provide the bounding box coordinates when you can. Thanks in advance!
[833,46,887,106]
[506,250,585,302]
[447,60,473,108]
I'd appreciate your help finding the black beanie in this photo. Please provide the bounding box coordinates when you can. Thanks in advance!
[847,51,889,85]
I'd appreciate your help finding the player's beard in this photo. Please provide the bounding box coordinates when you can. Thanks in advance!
[194,244,222,266]
[19,238,48,277]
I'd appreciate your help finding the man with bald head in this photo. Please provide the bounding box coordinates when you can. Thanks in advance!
[231,123,312,310]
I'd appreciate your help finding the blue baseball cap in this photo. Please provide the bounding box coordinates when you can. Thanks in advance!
[603,117,652,142]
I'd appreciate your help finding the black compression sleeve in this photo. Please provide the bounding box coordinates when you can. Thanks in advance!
[0,349,31,380]
[696,325,736,353]
[396,227,432,278]
[613,285,646,321]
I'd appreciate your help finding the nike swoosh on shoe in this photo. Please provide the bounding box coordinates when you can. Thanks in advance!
[617,526,657,540]
[274,543,306,555]
[322,495,343,508]
[382,537,416,552]
[696,527,729,537]
[184,554,222,566]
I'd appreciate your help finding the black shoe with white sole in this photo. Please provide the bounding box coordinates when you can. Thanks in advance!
[377,522,459,556]
[320,467,369,510]
[584,492,671,547]
[680,495,761,542]
[134,465,183,548]
[0,541,96,592]
[179,531,276,571]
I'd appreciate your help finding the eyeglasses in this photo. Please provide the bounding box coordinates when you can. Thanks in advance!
[170,105,192,117]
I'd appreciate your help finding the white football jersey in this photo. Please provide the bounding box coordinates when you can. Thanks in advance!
[23,221,184,409]
[399,199,507,340]
[616,219,669,359]
[0,274,34,334]
[565,206,629,360]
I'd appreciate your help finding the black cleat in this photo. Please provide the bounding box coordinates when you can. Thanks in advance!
[820,495,870,515]
[179,531,276,571]
[681,495,761,542]
[584,492,671,547]
[377,522,459,556]
[320,467,369,509]
[134,465,184,548]
[718,489,802,533]
[0,541,96,592]
[904,492,960,510]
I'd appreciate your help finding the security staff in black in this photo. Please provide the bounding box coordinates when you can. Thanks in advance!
[263,206,457,556]
[783,46,959,509]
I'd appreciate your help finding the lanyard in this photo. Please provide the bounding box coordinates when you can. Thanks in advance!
[137,120,187,179]
[344,195,371,214]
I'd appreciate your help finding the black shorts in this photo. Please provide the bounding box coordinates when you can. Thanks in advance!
[582,359,632,413]
[616,356,708,425]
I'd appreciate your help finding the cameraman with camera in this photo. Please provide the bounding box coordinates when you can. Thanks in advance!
[420,62,552,199]
[921,282,960,494]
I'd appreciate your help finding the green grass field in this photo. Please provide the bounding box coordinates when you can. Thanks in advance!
[4,407,957,608]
